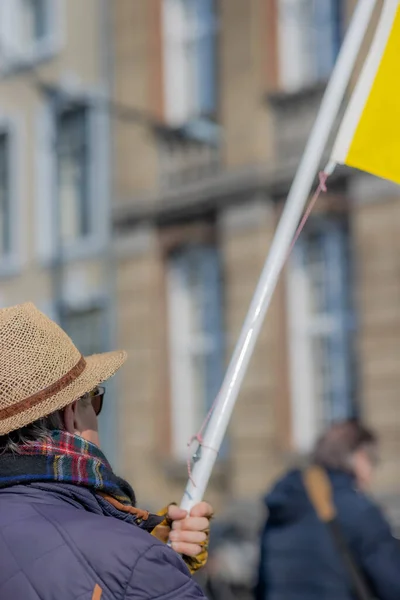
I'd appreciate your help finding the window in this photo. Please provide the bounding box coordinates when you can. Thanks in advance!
[62,304,117,463]
[0,120,20,272]
[0,132,11,257]
[277,0,343,92]
[0,0,60,70]
[62,306,105,357]
[167,245,224,461]
[56,105,90,243]
[287,218,356,452]
[162,0,217,126]
[17,0,49,45]
[36,93,108,263]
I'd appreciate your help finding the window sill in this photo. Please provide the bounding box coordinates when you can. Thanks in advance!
[265,80,328,108]
[40,235,108,267]
[1,37,61,78]
[62,235,108,261]
[156,117,221,147]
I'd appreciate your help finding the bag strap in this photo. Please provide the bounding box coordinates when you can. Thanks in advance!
[302,466,374,600]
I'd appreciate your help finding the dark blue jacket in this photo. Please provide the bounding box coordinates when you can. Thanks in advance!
[0,482,206,599]
[256,469,400,600]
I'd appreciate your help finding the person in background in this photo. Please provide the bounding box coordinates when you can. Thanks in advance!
[0,302,211,600]
[256,419,400,600]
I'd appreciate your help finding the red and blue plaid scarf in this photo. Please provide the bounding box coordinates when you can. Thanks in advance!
[0,430,136,506]
[0,430,206,571]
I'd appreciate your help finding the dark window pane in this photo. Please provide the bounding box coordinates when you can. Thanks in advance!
[0,133,10,255]
[22,0,48,42]
[302,218,355,424]
[63,307,105,357]
[57,105,90,242]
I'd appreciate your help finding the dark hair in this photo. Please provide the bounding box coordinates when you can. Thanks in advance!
[312,419,377,472]
[0,411,64,455]
[0,393,93,455]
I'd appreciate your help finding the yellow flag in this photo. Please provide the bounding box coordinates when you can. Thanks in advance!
[331,0,400,185]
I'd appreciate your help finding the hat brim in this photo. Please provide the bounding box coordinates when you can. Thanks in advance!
[0,350,127,435]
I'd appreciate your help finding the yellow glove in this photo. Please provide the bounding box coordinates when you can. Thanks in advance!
[151,505,209,574]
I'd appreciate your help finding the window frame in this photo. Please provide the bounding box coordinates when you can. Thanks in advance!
[161,0,218,128]
[0,115,23,278]
[166,242,224,462]
[35,88,110,264]
[0,130,11,257]
[42,296,117,466]
[0,0,64,75]
[57,103,91,244]
[276,0,343,93]
[62,302,109,358]
[286,215,356,453]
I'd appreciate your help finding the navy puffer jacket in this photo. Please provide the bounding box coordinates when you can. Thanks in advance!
[256,469,400,600]
[0,482,206,599]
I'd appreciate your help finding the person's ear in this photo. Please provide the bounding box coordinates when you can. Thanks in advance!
[63,401,79,434]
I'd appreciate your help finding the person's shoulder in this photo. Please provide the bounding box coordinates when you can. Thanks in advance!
[38,498,158,557]
[53,507,206,599]
[125,542,207,599]
[335,483,389,533]
[35,500,164,591]
[38,501,207,598]
[335,480,376,512]
[0,493,167,598]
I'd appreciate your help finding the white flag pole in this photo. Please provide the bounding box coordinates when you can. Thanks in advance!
[180,0,377,512]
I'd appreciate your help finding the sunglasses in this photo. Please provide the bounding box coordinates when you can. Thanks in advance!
[86,386,105,416]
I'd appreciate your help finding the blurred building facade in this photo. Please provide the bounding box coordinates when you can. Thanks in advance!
[0,0,399,521]
[0,0,118,460]
[111,0,400,516]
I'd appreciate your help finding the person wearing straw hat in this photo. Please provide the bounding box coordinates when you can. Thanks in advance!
[0,302,212,599]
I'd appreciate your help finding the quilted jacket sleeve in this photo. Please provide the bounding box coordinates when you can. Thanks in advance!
[125,542,207,600]
[354,504,400,600]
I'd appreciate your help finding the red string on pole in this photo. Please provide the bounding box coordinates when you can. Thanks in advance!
[186,171,330,484]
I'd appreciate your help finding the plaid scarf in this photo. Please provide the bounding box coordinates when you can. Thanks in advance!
[0,431,137,505]
[0,430,208,574]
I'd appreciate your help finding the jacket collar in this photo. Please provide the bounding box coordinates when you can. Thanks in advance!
[0,482,104,513]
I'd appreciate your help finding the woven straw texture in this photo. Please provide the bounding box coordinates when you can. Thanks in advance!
[0,302,127,435]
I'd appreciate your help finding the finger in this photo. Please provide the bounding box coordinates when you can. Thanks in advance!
[190,502,214,519]
[169,530,207,545]
[170,541,203,557]
[167,505,187,522]
[172,516,210,532]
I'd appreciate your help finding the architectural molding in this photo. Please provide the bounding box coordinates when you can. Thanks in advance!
[349,172,400,205]
[113,157,350,232]
[113,226,157,258]
[219,195,274,232]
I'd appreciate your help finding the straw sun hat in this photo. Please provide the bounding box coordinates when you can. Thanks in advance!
[0,302,127,435]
